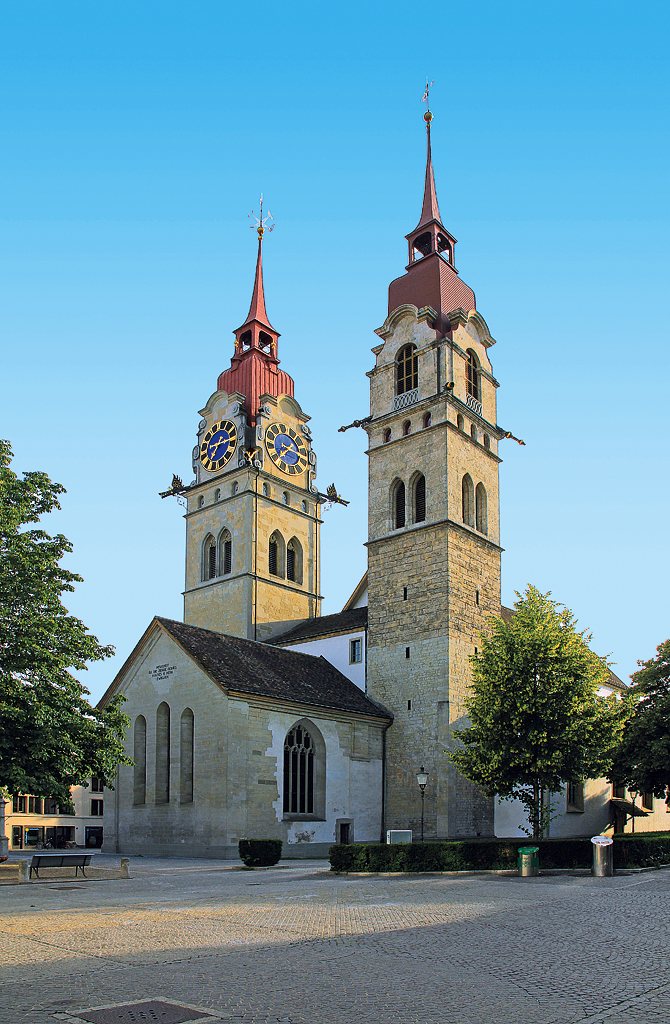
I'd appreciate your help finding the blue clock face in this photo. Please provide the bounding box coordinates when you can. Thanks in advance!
[199,419,238,472]
[273,433,299,465]
[265,422,309,475]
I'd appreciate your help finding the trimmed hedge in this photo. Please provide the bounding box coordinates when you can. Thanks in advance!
[239,839,283,867]
[329,833,670,873]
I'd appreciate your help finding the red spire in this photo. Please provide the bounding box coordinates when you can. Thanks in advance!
[242,234,275,332]
[416,111,441,229]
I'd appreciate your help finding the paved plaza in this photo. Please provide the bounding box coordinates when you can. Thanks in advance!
[1,855,669,1024]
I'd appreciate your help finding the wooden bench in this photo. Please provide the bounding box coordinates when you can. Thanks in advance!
[29,854,92,879]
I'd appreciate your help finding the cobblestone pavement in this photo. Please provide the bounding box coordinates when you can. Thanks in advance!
[1,856,669,1024]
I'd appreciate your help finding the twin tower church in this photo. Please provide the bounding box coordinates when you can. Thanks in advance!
[101,111,509,856]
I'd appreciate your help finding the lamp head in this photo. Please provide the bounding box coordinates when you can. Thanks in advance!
[416,766,429,789]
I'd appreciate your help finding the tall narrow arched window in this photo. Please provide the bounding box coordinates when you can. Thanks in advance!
[403,420,411,436]
[155,702,170,804]
[133,715,146,806]
[476,483,488,535]
[457,413,464,431]
[423,412,432,428]
[466,350,480,401]
[414,475,426,523]
[269,530,285,578]
[180,708,194,804]
[282,720,325,818]
[462,474,475,527]
[396,344,418,395]
[383,428,392,444]
[286,537,303,584]
[202,535,216,581]
[393,480,406,529]
[219,529,232,575]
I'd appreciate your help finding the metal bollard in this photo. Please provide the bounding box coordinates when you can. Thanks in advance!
[518,846,539,877]
[120,858,131,879]
[591,835,613,876]
[18,860,30,883]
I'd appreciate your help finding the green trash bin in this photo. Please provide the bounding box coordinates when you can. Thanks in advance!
[518,846,539,877]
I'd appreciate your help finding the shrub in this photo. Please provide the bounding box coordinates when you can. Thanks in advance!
[329,834,670,872]
[239,839,283,867]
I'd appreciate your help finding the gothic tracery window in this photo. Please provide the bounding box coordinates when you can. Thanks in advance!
[283,725,315,814]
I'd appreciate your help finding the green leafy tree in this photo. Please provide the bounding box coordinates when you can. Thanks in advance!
[608,640,670,805]
[0,440,131,803]
[449,585,629,839]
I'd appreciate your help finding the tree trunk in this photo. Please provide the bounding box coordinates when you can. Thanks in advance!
[532,779,541,840]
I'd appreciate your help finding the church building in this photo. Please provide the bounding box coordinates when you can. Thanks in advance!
[100,109,511,856]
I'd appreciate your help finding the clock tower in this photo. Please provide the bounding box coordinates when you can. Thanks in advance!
[364,110,502,839]
[182,214,321,641]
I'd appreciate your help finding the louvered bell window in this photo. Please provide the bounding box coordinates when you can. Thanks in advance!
[208,544,217,579]
[223,539,232,575]
[269,539,278,576]
[415,475,426,523]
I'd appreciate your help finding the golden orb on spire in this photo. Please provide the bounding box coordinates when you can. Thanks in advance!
[424,110,433,124]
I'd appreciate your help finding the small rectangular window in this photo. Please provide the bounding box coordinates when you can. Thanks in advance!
[349,638,362,664]
[476,590,480,606]
[91,800,104,816]
[403,587,408,601]
[642,791,654,811]
[91,777,104,793]
[28,797,43,814]
[407,699,412,710]
[567,782,584,812]
[405,647,410,659]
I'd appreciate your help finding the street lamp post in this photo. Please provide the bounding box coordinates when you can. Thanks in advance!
[416,766,429,843]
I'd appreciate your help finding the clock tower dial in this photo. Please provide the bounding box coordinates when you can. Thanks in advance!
[199,419,238,472]
[265,422,308,475]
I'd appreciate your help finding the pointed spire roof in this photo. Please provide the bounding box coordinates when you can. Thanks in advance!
[241,234,275,332]
[416,111,441,229]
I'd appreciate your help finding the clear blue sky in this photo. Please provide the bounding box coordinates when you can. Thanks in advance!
[2,1,669,703]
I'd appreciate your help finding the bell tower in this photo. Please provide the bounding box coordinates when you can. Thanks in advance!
[182,204,322,641]
[364,109,503,839]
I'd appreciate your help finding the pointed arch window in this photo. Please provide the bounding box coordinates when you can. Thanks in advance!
[287,537,303,584]
[269,530,285,578]
[180,708,194,804]
[133,716,146,806]
[414,474,426,523]
[219,529,232,575]
[155,702,170,805]
[202,535,217,581]
[462,474,475,527]
[396,345,418,396]
[393,480,406,529]
[476,483,488,535]
[466,350,480,401]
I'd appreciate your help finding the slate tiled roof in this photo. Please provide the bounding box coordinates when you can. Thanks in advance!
[157,616,387,719]
[269,607,368,646]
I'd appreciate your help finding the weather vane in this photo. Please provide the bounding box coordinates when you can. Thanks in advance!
[421,78,434,113]
[249,193,275,240]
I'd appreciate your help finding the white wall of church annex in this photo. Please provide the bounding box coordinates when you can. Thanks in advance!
[281,632,366,690]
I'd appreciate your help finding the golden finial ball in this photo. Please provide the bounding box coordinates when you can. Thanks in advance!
[424,111,433,124]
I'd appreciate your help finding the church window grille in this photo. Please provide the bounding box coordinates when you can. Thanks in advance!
[283,726,315,814]
[457,413,464,431]
[403,420,411,436]
[155,702,170,805]
[475,482,488,535]
[423,412,431,428]
[466,350,480,401]
[384,428,391,443]
[462,474,475,527]
[180,708,194,804]
[220,530,232,575]
[269,531,284,578]
[396,345,418,395]
[350,638,362,663]
[394,481,406,529]
[415,474,426,523]
[208,543,217,579]
[133,715,146,806]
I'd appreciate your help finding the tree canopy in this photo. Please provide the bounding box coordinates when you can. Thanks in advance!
[449,585,629,838]
[0,440,131,802]
[608,639,670,803]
